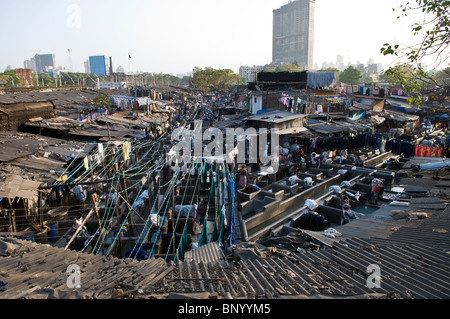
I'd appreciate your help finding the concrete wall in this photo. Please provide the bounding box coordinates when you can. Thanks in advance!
[242,173,343,240]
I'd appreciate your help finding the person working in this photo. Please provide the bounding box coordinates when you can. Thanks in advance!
[342,204,365,223]
[238,165,247,189]
[288,174,302,185]
[304,177,314,186]
[70,214,89,237]
[370,178,384,205]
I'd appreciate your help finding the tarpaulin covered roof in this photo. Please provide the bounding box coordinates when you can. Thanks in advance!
[0,175,41,200]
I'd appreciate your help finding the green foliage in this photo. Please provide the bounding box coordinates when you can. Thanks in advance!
[435,67,450,86]
[275,63,300,72]
[0,70,21,87]
[37,74,55,87]
[382,0,450,66]
[93,92,112,108]
[384,63,435,107]
[149,73,182,87]
[191,67,242,93]
[339,66,362,85]
[380,0,449,106]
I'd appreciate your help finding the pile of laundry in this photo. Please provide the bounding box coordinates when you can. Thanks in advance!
[322,228,343,238]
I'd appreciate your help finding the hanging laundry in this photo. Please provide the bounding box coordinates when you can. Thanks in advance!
[413,145,443,158]
[83,156,89,171]
[174,224,189,262]
[307,71,336,89]
[97,143,104,164]
[122,142,131,161]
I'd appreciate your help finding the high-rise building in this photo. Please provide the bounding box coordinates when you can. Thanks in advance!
[272,0,315,70]
[336,55,344,71]
[89,55,109,76]
[84,60,90,74]
[109,57,114,75]
[24,60,33,70]
[239,65,264,83]
[27,54,56,74]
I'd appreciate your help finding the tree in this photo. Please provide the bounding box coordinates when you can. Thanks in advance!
[0,70,21,87]
[35,74,55,87]
[275,63,300,72]
[435,67,450,87]
[378,71,397,84]
[191,67,242,93]
[93,92,112,109]
[380,0,450,105]
[381,0,449,67]
[339,66,362,85]
[384,63,430,106]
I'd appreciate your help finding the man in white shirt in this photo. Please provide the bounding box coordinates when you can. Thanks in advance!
[304,177,314,186]
[288,174,302,185]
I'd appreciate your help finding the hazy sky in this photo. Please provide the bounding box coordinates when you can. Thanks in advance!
[0,0,442,75]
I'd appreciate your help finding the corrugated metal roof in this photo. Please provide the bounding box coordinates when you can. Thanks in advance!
[245,111,306,124]
[0,237,171,299]
[2,179,450,299]
[2,228,449,299]
[184,242,225,265]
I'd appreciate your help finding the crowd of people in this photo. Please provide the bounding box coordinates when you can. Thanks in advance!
[278,144,365,169]
[235,141,388,228]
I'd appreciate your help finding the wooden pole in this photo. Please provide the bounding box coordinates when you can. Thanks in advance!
[9,199,16,233]
[91,194,106,255]
[38,192,43,226]
[107,122,111,141]
[64,207,95,250]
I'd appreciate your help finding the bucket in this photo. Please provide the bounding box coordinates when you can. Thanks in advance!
[47,223,58,242]
[34,228,48,244]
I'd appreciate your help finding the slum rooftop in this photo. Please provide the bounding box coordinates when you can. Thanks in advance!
[1,173,449,299]
[0,86,450,301]
[0,87,178,185]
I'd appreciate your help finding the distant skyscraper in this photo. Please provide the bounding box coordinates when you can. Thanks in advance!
[239,65,264,83]
[109,57,114,75]
[29,54,56,74]
[272,0,315,70]
[336,55,344,71]
[24,60,33,70]
[89,55,108,76]
[84,60,90,74]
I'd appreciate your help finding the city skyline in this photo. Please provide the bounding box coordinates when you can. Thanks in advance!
[0,0,444,75]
